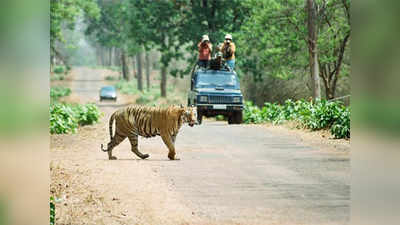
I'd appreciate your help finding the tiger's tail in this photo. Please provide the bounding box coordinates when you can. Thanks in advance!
[101,111,117,152]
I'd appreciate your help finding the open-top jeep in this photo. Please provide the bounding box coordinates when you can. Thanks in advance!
[188,64,243,124]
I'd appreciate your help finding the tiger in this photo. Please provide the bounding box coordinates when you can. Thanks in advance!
[101,105,197,160]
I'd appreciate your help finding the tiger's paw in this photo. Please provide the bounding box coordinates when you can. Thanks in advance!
[141,154,150,159]
[168,154,180,160]
[109,156,117,160]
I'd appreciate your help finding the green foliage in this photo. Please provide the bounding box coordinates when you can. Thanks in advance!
[216,115,225,121]
[50,86,71,102]
[115,79,140,95]
[330,107,350,139]
[51,0,100,45]
[244,99,350,139]
[114,79,185,106]
[72,103,101,126]
[53,65,65,74]
[50,197,55,225]
[236,0,350,99]
[50,103,101,134]
[105,75,116,81]
[243,101,264,123]
[50,103,78,134]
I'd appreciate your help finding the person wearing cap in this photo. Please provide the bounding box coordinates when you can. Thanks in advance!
[221,34,236,70]
[197,35,212,68]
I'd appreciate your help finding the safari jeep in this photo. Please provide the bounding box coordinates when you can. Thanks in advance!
[188,66,243,124]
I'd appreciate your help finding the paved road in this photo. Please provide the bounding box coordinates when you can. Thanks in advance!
[158,123,349,224]
[56,67,350,225]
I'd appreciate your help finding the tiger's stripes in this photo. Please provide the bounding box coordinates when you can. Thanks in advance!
[101,105,196,160]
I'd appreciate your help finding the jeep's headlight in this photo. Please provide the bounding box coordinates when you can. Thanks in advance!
[233,96,241,103]
[199,96,208,102]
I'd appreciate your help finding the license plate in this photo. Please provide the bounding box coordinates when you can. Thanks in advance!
[213,105,227,110]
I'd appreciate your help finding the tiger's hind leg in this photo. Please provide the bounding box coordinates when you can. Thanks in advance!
[106,132,126,160]
[128,134,150,159]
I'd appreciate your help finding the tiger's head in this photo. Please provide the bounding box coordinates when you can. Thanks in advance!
[180,106,197,127]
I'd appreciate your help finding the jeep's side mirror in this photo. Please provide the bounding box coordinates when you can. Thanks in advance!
[191,79,194,90]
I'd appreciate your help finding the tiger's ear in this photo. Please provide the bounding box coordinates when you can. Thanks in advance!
[180,104,184,108]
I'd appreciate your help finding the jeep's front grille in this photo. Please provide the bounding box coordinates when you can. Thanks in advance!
[209,95,232,104]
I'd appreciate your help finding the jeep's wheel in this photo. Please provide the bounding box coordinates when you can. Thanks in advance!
[235,111,243,124]
[197,112,203,125]
[187,98,190,106]
[228,115,234,124]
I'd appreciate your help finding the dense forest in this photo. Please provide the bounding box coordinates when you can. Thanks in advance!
[51,0,350,105]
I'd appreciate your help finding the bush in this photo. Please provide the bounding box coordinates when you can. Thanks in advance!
[243,101,263,123]
[243,99,350,139]
[50,103,78,134]
[53,66,65,74]
[50,86,71,102]
[73,103,101,126]
[330,107,350,139]
[105,75,116,81]
[50,103,101,134]
[216,115,225,121]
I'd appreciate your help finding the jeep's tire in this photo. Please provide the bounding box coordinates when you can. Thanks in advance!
[228,115,234,124]
[197,112,203,125]
[234,111,243,124]
[187,98,190,106]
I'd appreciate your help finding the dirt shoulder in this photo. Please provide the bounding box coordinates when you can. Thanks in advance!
[259,122,350,153]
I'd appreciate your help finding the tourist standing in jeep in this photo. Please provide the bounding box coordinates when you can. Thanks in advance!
[220,34,236,70]
[197,35,212,68]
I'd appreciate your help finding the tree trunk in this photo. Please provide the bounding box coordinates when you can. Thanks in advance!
[114,48,121,67]
[325,85,335,100]
[121,51,129,80]
[131,56,136,78]
[136,52,143,92]
[109,48,112,66]
[145,51,151,92]
[51,45,70,70]
[306,0,321,100]
[161,66,167,97]
[100,46,106,66]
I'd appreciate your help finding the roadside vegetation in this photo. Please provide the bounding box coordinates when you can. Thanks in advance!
[50,86,71,102]
[105,75,117,81]
[244,99,350,139]
[50,86,101,134]
[115,79,185,107]
[50,65,70,81]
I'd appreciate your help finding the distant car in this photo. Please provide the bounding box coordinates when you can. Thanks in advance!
[100,86,117,102]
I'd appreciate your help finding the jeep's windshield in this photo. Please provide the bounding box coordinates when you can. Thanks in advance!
[195,73,239,89]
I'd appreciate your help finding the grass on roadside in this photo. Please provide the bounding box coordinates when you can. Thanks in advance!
[243,99,350,139]
[115,79,185,106]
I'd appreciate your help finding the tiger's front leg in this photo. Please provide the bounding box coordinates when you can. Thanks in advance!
[161,133,179,160]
